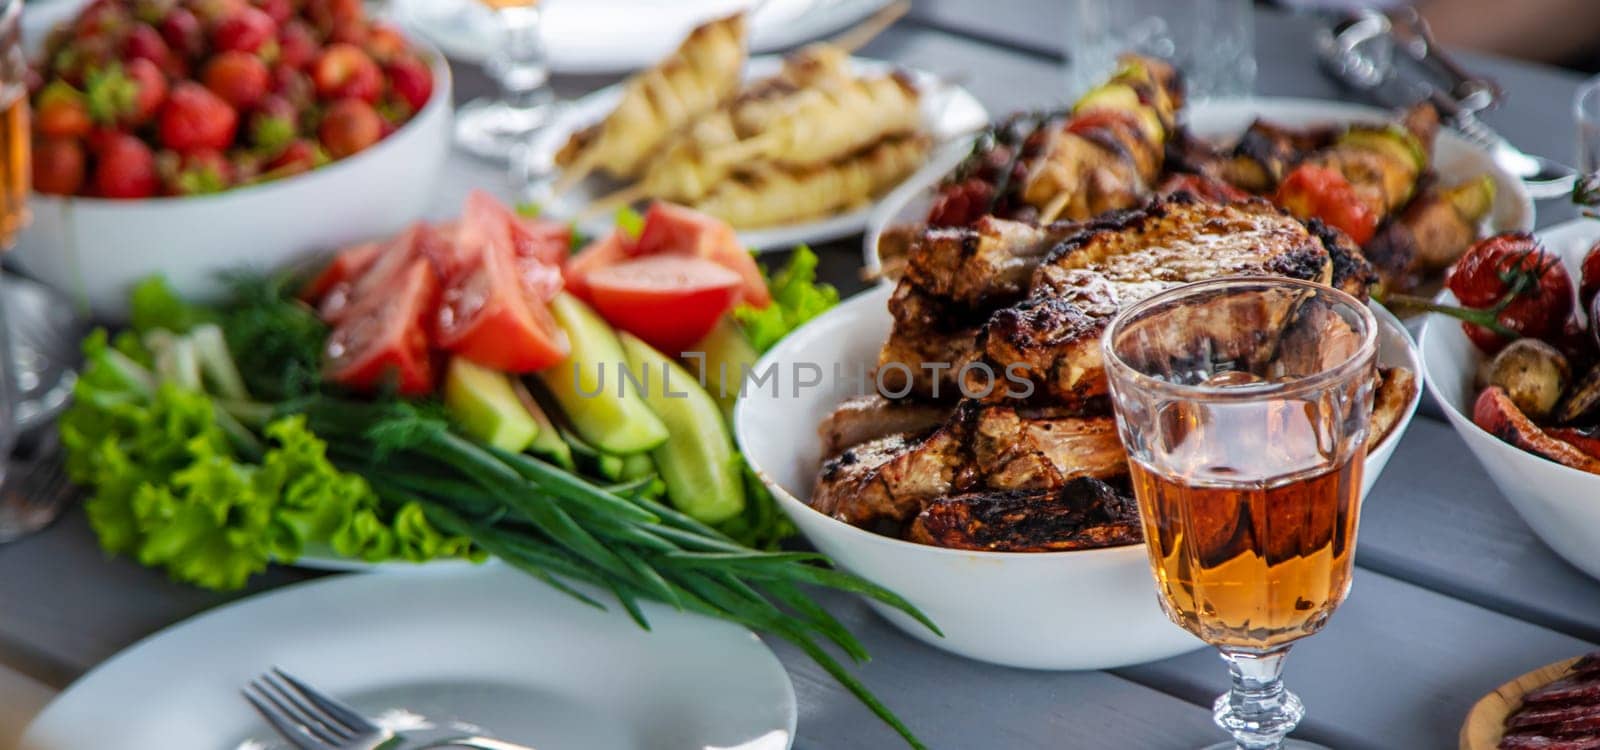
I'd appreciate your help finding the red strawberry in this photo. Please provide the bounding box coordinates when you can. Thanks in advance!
[317,97,381,157]
[305,0,363,34]
[32,138,87,195]
[266,138,320,177]
[191,0,247,26]
[35,82,92,138]
[74,0,132,42]
[251,0,294,26]
[213,7,278,55]
[131,0,177,24]
[158,9,205,62]
[124,23,178,75]
[312,43,381,103]
[92,133,159,198]
[365,23,408,62]
[277,20,318,70]
[168,148,234,194]
[248,93,297,153]
[328,19,367,46]
[120,58,169,126]
[384,55,432,115]
[203,50,270,109]
[270,64,314,108]
[159,81,239,151]
[231,149,264,183]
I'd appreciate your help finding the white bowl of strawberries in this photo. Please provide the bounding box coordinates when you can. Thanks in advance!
[12,0,451,318]
[1420,221,1600,582]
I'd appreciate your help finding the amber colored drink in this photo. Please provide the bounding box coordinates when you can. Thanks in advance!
[0,84,27,248]
[1129,441,1365,651]
[478,0,539,10]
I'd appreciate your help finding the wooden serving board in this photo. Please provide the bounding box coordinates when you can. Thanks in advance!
[1461,656,1582,750]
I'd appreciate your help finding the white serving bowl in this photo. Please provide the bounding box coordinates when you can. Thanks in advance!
[1420,218,1600,582]
[736,283,1423,670]
[11,45,453,320]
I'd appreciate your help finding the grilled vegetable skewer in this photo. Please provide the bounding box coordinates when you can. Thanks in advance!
[695,135,932,227]
[1365,174,1496,292]
[553,13,748,192]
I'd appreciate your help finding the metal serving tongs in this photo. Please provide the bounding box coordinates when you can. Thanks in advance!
[1316,10,1576,200]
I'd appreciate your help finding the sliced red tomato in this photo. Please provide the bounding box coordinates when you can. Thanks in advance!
[588,255,743,355]
[302,239,382,304]
[318,223,443,324]
[634,202,770,308]
[509,213,570,266]
[563,229,634,303]
[435,197,570,373]
[323,258,438,396]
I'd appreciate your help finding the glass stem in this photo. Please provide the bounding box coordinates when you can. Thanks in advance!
[490,6,551,111]
[1213,646,1305,750]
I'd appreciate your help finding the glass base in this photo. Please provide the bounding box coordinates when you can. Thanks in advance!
[1202,741,1328,750]
[454,97,553,162]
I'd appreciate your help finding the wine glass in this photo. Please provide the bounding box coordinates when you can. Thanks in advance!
[455,0,554,162]
[0,0,30,541]
[1101,277,1378,750]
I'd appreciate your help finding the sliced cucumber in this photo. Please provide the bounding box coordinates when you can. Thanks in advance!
[689,317,760,421]
[619,332,745,524]
[618,452,656,481]
[512,379,575,470]
[536,293,670,454]
[444,358,539,453]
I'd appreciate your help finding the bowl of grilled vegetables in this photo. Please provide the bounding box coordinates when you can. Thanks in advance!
[868,56,1533,303]
[528,12,987,250]
[737,192,1424,670]
[1421,221,1600,584]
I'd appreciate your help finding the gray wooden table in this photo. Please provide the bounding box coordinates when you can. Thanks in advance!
[3,5,1598,749]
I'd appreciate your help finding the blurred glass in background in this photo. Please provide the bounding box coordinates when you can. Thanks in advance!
[1064,0,1256,100]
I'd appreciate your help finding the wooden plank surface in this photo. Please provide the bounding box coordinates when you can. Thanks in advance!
[1117,570,1597,750]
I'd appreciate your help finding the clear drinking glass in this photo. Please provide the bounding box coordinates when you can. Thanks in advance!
[455,0,554,161]
[1574,75,1600,175]
[1064,0,1256,101]
[0,0,29,540]
[1102,277,1378,750]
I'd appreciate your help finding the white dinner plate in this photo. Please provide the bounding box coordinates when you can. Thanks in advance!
[528,55,989,252]
[862,97,1537,273]
[20,566,797,750]
[389,0,894,72]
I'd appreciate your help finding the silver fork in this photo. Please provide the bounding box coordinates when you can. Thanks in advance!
[244,668,535,750]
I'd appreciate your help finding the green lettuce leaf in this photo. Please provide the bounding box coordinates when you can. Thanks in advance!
[733,245,839,353]
[61,326,476,591]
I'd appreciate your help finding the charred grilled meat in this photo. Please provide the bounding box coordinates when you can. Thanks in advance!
[907,478,1141,552]
[971,194,1373,408]
[811,402,1126,526]
[818,395,951,455]
[878,194,1374,403]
